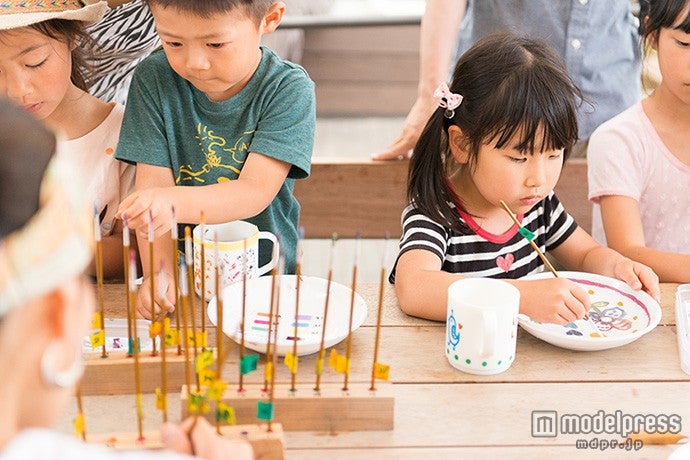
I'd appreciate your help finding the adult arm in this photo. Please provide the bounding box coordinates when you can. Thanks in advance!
[373,0,467,160]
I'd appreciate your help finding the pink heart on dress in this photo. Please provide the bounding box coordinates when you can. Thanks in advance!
[496,254,514,272]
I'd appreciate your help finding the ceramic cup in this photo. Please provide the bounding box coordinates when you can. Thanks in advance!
[192,221,278,300]
[446,278,520,375]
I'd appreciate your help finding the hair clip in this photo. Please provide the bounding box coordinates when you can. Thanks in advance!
[434,82,463,118]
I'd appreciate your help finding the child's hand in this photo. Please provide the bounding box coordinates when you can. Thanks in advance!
[610,258,661,303]
[511,278,590,324]
[117,188,174,237]
[136,273,176,320]
[161,416,253,459]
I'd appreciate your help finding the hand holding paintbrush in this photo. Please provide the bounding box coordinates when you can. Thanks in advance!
[499,200,601,332]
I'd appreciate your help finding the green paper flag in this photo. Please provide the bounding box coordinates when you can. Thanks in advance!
[518,227,535,241]
[257,401,274,421]
[240,354,259,375]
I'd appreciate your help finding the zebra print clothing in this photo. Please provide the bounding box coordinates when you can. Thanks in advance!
[86,0,160,105]
[389,192,577,283]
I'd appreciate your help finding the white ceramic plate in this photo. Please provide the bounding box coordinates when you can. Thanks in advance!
[208,275,367,356]
[82,318,153,353]
[517,271,661,351]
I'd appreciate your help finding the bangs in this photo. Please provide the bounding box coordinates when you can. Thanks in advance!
[482,62,579,154]
[675,7,690,33]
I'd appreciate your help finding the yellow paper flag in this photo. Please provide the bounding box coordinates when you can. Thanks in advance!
[90,312,101,330]
[90,329,105,349]
[328,349,349,374]
[149,321,162,339]
[155,387,165,410]
[374,362,390,381]
[186,330,208,348]
[264,361,273,381]
[195,349,215,373]
[207,379,228,401]
[283,351,298,374]
[73,413,85,437]
[315,357,324,376]
[216,402,236,425]
[164,329,179,347]
[198,368,217,387]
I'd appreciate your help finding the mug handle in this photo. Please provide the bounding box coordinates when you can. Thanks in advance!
[479,310,496,358]
[256,231,279,276]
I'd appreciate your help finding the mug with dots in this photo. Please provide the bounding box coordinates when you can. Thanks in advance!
[446,278,520,375]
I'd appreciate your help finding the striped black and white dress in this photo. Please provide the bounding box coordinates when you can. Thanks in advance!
[86,0,160,105]
[389,192,577,283]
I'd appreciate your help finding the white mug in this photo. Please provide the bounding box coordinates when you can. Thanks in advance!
[193,221,278,300]
[446,278,520,375]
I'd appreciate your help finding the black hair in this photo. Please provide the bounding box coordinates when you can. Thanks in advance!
[641,0,690,41]
[144,0,274,24]
[0,98,56,239]
[408,32,582,233]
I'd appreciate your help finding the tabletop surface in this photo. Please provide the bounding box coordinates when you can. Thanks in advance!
[59,281,690,459]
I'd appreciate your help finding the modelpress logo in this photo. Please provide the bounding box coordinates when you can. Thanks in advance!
[531,410,682,449]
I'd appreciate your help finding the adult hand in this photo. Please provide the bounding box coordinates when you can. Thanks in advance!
[162,417,254,460]
[372,95,437,161]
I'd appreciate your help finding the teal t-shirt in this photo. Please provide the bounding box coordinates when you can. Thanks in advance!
[116,47,315,272]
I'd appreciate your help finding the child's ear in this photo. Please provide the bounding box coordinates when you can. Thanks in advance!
[448,125,470,165]
[261,2,286,34]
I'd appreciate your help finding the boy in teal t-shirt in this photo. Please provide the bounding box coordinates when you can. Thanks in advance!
[116,0,315,318]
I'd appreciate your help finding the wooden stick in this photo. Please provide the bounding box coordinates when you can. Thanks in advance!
[158,262,168,423]
[215,254,223,435]
[184,226,201,392]
[94,206,107,359]
[75,384,86,441]
[199,212,207,351]
[148,211,158,357]
[268,256,284,433]
[289,228,304,392]
[370,233,388,391]
[122,215,132,357]
[499,200,558,276]
[314,233,336,392]
[262,245,280,393]
[171,207,182,355]
[129,250,144,442]
[343,232,360,391]
[178,262,192,393]
[239,238,248,392]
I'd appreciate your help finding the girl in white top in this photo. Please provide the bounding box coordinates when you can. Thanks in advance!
[0,0,134,279]
[588,0,690,283]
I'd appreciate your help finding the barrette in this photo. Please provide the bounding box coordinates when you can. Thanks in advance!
[434,82,463,118]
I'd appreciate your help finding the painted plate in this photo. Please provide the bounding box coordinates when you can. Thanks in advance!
[517,271,661,351]
[208,275,367,356]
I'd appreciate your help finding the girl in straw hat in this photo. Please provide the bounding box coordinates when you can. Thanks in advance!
[0,97,252,459]
[0,0,135,280]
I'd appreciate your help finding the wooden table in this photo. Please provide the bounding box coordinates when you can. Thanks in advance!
[59,283,690,459]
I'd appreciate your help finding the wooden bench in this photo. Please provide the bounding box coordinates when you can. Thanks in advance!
[294,157,591,239]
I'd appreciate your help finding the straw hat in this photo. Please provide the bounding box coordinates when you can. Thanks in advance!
[0,0,109,31]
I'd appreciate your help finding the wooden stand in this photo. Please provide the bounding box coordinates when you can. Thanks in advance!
[87,423,285,460]
[181,382,395,431]
[81,350,188,395]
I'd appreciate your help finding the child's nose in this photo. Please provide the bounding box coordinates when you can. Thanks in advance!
[3,72,31,101]
[525,160,546,187]
[185,51,211,72]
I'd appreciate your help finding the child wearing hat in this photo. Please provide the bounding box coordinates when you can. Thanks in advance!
[0,0,135,280]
